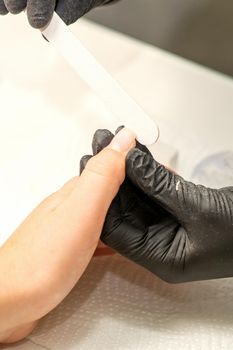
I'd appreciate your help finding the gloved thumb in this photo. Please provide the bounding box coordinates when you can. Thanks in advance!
[126,147,197,220]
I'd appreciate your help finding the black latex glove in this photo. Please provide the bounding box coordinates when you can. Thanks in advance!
[0,0,115,28]
[81,128,233,283]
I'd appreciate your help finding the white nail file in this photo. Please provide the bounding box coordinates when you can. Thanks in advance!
[42,13,159,145]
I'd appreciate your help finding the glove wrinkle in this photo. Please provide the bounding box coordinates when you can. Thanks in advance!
[82,128,233,283]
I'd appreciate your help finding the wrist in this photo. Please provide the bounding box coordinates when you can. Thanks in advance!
[0,243,46,334]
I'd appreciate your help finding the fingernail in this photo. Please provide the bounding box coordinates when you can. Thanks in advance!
[108,128,136,153]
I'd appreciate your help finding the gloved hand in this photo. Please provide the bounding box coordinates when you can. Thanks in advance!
[0,0,114,28]
[81,128,233,284]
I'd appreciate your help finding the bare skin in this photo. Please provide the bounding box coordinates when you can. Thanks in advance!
[0,128,135,344]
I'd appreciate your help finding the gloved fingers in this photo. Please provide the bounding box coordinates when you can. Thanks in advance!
[56,0,115,27]
[80,129,116,174]
[102,215,181,281]
[102,219,144,257]
[119,181,161,228]
[0,0,8,14]
[102,177,169,242]
[92,129,114,155]
[55,0,73,25]
[79,155,92,175]
[135,141,153,157]
[103,181,143,234]
[27,0,56,28]
[126,147,190,219]
[56,0,87,25]
[3,0,26,13]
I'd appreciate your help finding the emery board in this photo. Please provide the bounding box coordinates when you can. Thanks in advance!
[42,13,159,145]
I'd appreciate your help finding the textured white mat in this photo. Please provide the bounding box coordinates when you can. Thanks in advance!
[16,254,233,350]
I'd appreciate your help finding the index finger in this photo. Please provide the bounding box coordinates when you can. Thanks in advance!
[0,0,8,14]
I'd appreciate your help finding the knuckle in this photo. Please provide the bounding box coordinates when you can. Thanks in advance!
[28,13,48,28]
[5,0,23,13]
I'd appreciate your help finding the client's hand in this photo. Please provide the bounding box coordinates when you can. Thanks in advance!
[0,127,135,344]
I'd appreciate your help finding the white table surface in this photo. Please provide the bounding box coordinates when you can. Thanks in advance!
[1,13,233,350]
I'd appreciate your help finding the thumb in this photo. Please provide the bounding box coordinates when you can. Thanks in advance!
[126,148,197,219]
[70,128,136,221]
[45,128,136,295]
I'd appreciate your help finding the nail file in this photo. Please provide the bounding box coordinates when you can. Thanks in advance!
[42,13,159,145]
